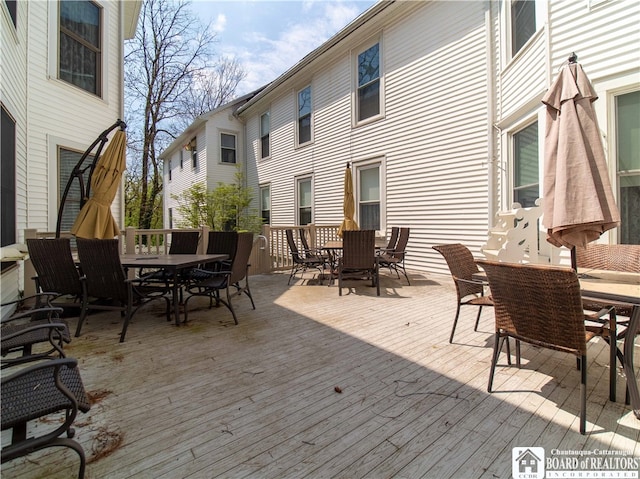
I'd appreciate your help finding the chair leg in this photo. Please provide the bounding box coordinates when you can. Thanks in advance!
[75,304,89,338]
[487,332,501,392]
[120,308,133,343]
[474,306,482,331]
[449,304,462,343]
[580,354,587,435]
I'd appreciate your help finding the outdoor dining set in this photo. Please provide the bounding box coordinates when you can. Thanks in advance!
[0,230,256,478]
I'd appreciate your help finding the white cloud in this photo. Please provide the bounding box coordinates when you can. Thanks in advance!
[211,13,227,33]
[232,2,364,94]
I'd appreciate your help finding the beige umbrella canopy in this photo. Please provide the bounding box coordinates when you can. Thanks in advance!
[542,59,620,257]
[337,163,359,238]
[71,129,127,239]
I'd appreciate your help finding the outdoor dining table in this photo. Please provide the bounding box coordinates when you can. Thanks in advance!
[578,269,640,419]
[120,254,228,326]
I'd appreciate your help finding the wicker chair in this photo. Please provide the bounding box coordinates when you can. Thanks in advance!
[298,228,331,267]
[184,232,255,324]
[285,229,326,285]
[1,293,69,369]
[75,238,171,342]
[1,357,91,479]
[27,238,83,312]
[337,230,380,296]
[378,227,410,285]
[433,244,493,343]
[477,259,617,435]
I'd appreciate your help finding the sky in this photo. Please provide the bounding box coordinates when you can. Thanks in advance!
[189,0,378,95]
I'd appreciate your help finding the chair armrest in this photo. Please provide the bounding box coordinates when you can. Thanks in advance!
[1,292,61,309]
[2,307,64,324]
[1,322,69,343]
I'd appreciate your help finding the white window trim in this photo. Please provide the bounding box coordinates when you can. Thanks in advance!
[353,157,386,236]
[500,0,546,67]
[352,35,385,128]
[594,73,640,242]
[260,184,271,225]
[295,175,314,226]
[219,130,238,164]
[49,0,109,101]
[295,84,313,148]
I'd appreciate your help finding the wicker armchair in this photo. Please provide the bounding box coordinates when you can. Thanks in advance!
[378,227,410,285]
[1,293,69,369]
[285,229,326,285]
[432,244,493,343]
[1,357,91,478]
[477,259,617,435]
[75,238,171,342]
[184,232,255,324]
[337,230,380,296]
[27,238,83,312]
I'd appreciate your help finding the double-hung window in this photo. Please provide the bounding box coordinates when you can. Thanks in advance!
[511,0,536,56]
[190,138,197,168]
[221,133,237,164]
[615,90,640,244]
[168,160,172,181]
[357,164,381,231]
[59,0,102,96]
[357,42,381,122]
[297,178,312,225]
[1,107,16,270]
[513,121,539,207]
[260,112,270,159]
[260,185,271,225]
[59,147,95,231]
[297,86,312,145]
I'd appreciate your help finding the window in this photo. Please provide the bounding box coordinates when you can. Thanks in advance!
[168,159,172,181]
[297,86,312,145]
[59,0,101,95]
[221,133,237,164]
[260,185,270,225]
[297,178,312,225]
[357,42,380,122]
[260,112,270,159]
[511,0,536,55]
[168,208,173,229]
[357,165,380,230]
[513,121,539,207]
[189,138,197,168]
[616,90,640,244]
[180,149,184,169]
[1,107,16,271]
[5,0,17,27]
[58,147,94,232]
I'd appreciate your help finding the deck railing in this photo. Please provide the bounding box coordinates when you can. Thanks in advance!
[22,224,340,296]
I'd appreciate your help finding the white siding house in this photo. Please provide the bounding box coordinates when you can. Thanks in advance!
[1,0,140,302]
[167,0,640,276]
[161,91,261,228]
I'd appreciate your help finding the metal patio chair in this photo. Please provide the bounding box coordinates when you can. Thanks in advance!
[337,230,380,296]
[378,227,410,285]
[285,229,326,285]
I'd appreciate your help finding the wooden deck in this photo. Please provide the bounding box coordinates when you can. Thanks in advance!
[3,270,640,478]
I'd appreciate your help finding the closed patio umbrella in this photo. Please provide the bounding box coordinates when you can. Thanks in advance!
[541,58,620,265]
[337,163,359,238]
[70,129,126,239]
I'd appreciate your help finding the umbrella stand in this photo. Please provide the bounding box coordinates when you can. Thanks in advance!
[55,119,127,238]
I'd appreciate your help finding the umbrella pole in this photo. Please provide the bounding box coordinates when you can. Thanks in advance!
[571,245,577,271]
[55,119,127,238]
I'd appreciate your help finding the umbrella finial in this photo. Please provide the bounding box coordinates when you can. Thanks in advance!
[346,162,350,168]
[568,52,578,63]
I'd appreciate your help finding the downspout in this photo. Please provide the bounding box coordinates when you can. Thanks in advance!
[486,2,497,229]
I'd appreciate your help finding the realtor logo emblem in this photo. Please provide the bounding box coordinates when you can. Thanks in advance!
[513,447,545,479]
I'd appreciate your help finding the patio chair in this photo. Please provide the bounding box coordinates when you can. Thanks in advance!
[1,293,70,369]
[298,228,331,266]
[380,226,399,254]
[1,357,91,479]
[75,238,171,342]
[337,230,380,296]
[184,232,255,324]
[477,259,617,435]
[378,227,410,285]
[27,238,83,312]
[432,244,493,343]
[285,229,326,285]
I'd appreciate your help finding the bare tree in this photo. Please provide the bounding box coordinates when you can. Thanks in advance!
[124,0,245,231]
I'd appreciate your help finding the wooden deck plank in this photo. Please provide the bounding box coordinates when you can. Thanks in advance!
[2,271,638,479]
